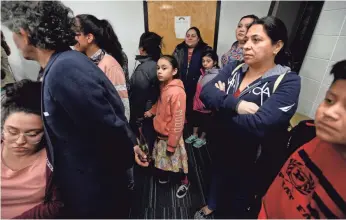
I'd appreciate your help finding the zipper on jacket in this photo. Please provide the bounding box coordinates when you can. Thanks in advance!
[185,63,190,81]
[237,81,262,99]
[186,47,195,80]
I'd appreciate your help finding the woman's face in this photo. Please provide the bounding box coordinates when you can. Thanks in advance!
[235,17,255,43]
[2,112,44,156]
[157,58,177,82]
[185,29,200,48]
[242,24,283,66]
[74,19,92,53]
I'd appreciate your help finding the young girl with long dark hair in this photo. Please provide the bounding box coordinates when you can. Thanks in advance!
[144,55,190,198]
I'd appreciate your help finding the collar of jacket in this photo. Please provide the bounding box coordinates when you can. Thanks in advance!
[200,67,220,76]
[90,49,105,65]
[161,79,185,91]
[240,63,291,79]
[135,55,153,63]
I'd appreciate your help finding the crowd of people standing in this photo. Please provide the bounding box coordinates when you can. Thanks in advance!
[1,1,345,219]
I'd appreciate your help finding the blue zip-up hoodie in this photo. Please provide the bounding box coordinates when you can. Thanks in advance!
[41,50,136,218]
[200,62,301,164]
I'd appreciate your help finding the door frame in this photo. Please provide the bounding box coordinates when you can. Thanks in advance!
[268,1,324,73]
[143,0,222,51]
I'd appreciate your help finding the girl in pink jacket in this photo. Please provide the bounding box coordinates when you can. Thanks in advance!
[185,50,220,148]
[144,55,189,198]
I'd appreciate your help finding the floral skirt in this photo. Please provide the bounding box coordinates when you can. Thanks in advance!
[152,137,188,174]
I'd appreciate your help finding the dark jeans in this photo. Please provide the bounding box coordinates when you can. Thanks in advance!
[185,94,194,124]
[206,125,259,218]
[206,165,221,211]
[213,163,260,219]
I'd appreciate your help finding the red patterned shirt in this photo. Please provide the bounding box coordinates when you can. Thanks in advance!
[259,137,346,219]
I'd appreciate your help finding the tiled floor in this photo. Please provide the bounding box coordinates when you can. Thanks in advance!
[129,130,214,219]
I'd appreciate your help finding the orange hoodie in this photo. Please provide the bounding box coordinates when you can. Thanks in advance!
[149,79,186,152]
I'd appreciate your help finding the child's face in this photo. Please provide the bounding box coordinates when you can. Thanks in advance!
[157,58,177,82]
[315,79,346,145]
[202,56,214,70]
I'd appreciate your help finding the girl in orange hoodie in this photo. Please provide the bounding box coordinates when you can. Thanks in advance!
[144,55,189,198]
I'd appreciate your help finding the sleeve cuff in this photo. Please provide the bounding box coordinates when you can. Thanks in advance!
[167,144,176,153]
[223,95,240,111]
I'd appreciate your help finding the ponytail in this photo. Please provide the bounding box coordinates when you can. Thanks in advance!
[76,14,124,66]
[99,19,124,67]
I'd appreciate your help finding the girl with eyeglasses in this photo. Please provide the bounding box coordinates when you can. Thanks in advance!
[1,80,63,219]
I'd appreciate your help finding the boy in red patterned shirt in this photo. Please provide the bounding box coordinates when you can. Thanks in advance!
[258,60,346,219]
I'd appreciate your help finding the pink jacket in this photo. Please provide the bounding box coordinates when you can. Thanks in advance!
[149,79,186,152]
[193,68,219,113]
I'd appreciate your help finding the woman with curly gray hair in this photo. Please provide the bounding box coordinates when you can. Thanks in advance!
[1,1,145,218]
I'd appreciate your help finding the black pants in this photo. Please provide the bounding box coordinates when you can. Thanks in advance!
[190,111,212,134]
[185,94,194,124]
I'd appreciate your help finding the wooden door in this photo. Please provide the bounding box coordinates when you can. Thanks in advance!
[146,0,219,54]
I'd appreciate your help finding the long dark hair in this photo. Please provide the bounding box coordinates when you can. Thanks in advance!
[76,14,124,66]
[249,16,290,66]
[139,32,162,62]
[159,55,180,79]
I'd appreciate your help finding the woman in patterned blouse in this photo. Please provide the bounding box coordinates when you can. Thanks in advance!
[220,15,258,67]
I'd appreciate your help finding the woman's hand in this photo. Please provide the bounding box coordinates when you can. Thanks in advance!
[144,111,153,118]
[215,81,226,92]
[237,100,260,115]
[134,145,149,167]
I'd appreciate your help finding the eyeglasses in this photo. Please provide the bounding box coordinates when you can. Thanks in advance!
[3,128,44,144]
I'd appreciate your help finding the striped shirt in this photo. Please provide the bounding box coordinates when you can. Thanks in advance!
[259,137,346,219]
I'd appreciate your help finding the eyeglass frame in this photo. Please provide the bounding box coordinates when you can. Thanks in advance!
[2,127,44,145]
